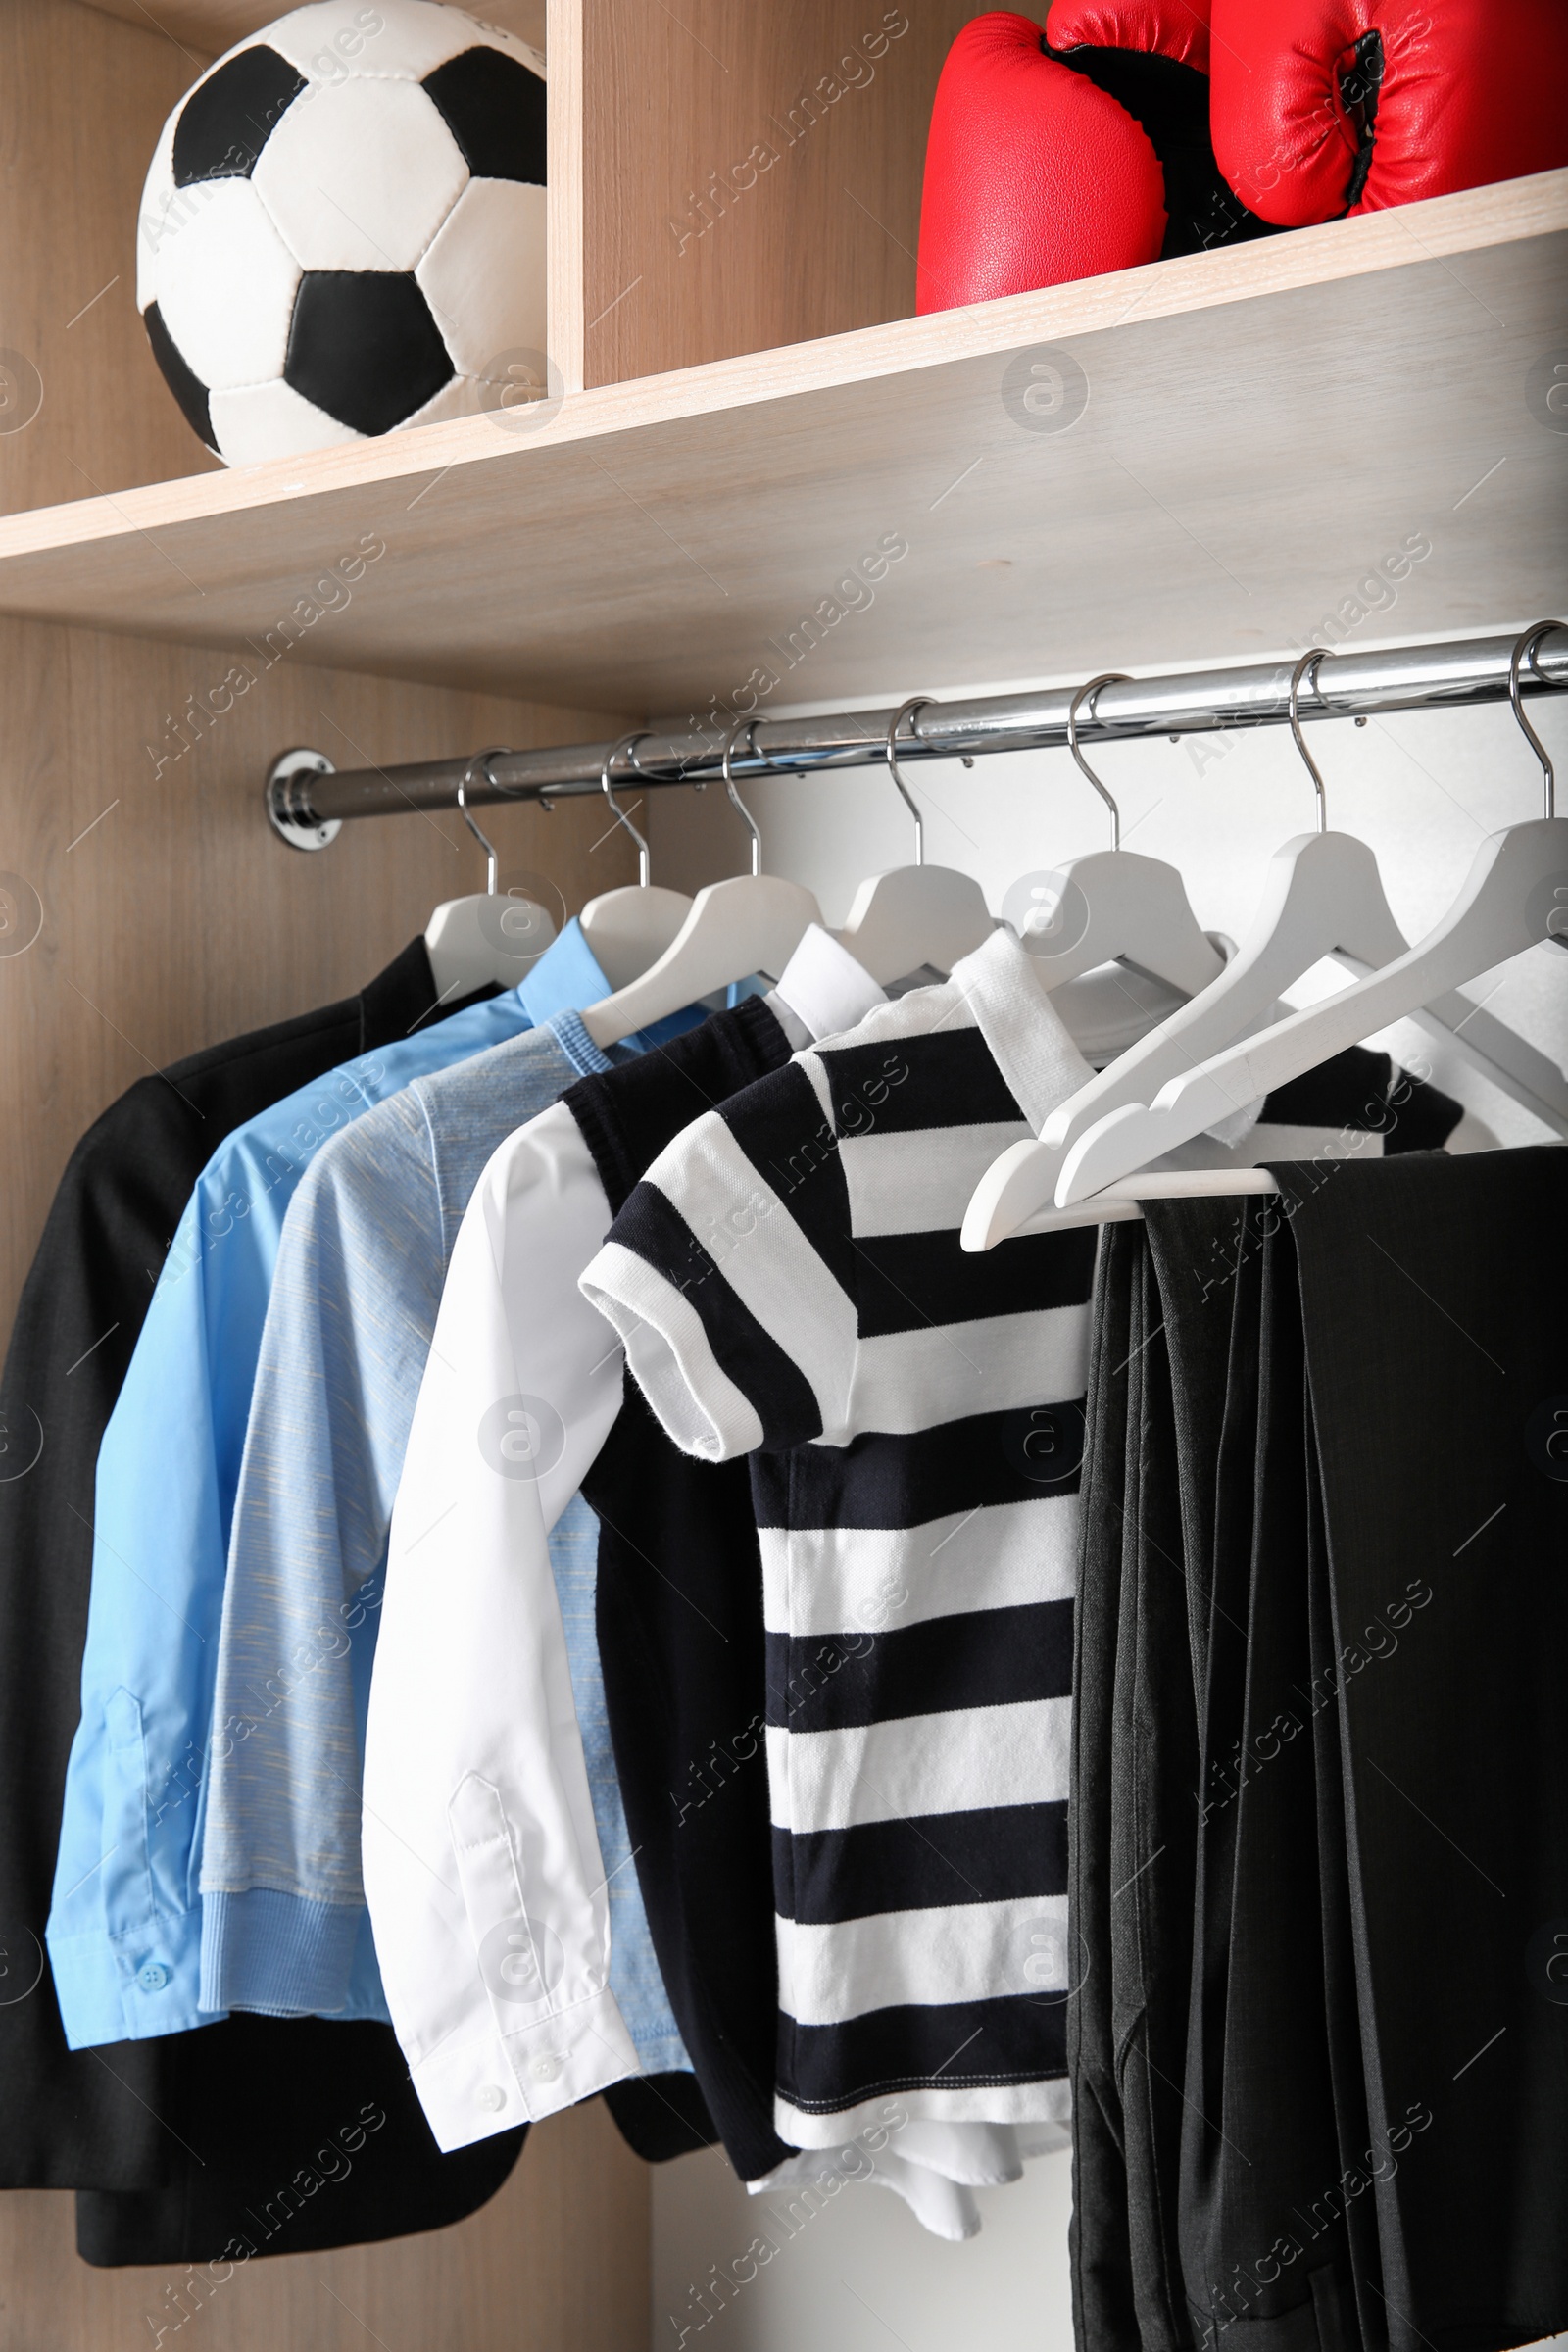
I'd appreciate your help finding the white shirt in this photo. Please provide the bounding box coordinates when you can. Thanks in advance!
[361,931,887,2153]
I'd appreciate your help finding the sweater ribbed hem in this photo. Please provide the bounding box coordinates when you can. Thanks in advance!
[199,1887,367,2019]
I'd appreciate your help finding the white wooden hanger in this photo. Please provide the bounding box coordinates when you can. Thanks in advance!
[1055,622,1568,1207]
[964,644,1568,1247]
[424,747,558,1001]
[833,698,994,982]
[576,730,694,987]
[580,717,823,1049]
[1014,675,1228,998]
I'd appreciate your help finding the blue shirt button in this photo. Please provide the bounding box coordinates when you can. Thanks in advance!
[137,1961,170,1992]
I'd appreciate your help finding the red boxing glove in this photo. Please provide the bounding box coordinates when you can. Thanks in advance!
[917,4,1276,313]
[1210,0,1568,226]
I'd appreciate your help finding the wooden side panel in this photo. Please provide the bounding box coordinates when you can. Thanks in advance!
[0,1,223,515]
[0,611,633,1340]
[580,0,974,386]
[548,0,586,393]
[0,2102,649,2352]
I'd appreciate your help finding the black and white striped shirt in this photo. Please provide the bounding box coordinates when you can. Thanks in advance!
[580,930,1464,2146]
[583,932,1098,2145]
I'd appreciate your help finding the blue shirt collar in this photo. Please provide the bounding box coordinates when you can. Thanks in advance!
[517,916,714,1054]
[514,917,612,1025]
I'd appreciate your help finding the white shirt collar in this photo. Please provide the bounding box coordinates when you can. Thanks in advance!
[768,923,886,1047]
[948,928,1096,1131]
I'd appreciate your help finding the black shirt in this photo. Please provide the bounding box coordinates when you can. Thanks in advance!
[569,997,798,2181]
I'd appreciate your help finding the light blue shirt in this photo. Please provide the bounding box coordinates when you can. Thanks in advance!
[46,922,692,2048]
[200,1020,690,2076]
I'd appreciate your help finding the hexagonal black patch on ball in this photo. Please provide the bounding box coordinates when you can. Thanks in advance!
[422,48,546,184]
[172,46,307,185]
[143,302,216,451]
[284,271,455,437]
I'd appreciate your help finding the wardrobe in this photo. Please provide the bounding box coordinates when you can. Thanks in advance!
[0,3,1562,2346]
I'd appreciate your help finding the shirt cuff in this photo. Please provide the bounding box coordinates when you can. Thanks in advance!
[45,1921,219,2048]
[410,1987,644,2153]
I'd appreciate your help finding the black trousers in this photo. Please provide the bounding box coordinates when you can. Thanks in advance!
[1072,1148,1568,2352]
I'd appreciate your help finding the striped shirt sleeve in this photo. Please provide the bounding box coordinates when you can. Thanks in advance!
[580,1060,859,1460]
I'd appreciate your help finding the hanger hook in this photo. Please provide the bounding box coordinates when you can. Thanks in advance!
[1508,620,1558,820]
[1066,674,1130,852]
[885,697,933,866]
[456,744,510,894]
[601,730,654,887]
[1287,650,1332,835]
[721,716,762,877]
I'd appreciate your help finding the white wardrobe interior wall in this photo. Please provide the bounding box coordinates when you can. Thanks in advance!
[641,648,1568,2352]
[652,656,1568,1149]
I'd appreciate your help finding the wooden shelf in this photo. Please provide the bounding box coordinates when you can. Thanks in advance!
[0,172,1561,716]
[83,1,547,51]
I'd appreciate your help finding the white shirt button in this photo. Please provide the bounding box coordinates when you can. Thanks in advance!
[475,2083,506,2112]
[530,2053,564,2082]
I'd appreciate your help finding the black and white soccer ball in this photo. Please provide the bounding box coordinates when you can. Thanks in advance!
[137,1,545,465]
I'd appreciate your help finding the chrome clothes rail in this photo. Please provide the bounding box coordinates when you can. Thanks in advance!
[266,627,1568,850]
